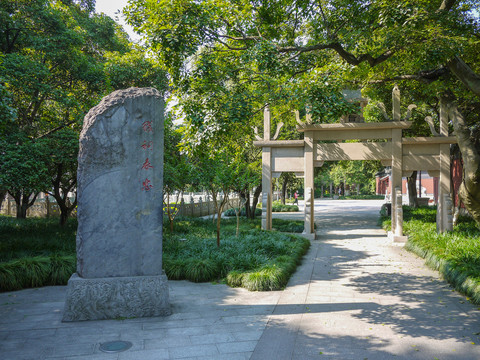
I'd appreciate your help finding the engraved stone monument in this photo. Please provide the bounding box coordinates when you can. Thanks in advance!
[63,87,170,321]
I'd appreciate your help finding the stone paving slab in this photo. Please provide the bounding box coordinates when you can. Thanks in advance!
[0,280,280,360]
[1,199,480,360]
[251,199,480,360]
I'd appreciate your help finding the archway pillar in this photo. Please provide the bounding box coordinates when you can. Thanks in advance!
[437,100,453,232]
[261,106,273,230]
[303,131,315,238]
[390,128,407,242]
[391,128,401,233]
[261,146,272,230]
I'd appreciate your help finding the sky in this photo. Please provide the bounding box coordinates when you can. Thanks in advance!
[95,0,139,41]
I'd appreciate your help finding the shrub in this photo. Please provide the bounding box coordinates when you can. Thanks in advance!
[162,218,310,290]
[272,204,299,212]
[381,206,480,304]
[223,207,262,217]
[0,255,75,291]
[226,271,244,287]
[163,256,186,280]
[1,216,310,292]
[272,219,304,233]
[184,258,218,282]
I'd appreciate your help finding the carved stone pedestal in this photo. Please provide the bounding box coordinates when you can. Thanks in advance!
[63,273,170,321]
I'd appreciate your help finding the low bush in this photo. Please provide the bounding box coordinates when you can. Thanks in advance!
[0,216,76,262]
[380,206,480,304]
[1,215,310,292]
[163,218,310,290]
[272,219,304,233]
[0,255,75,291]
[339,194,384,200]
[223,207,262,217]
[272,204,299,212]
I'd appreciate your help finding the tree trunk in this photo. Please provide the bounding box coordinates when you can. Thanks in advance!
[249,184,262,219]
[216,210,221,247]
[241,189,250,218]
[234,195,245,237]
[449,105,480,225]
[50,163,77,226]
[11,190,37,219]
[17,200,27,219]
[407,171,418,208]
[447,57,480,98]
[215,195,229,247]
[281,177,288,204]
[0,189,7,212]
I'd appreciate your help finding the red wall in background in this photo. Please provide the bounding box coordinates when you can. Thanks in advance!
[375,161,464,206]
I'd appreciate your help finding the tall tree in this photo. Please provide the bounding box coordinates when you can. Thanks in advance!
[0,0,124,218]
[126,0,480,224]
[1,0,167,221]
[163,114,192,232]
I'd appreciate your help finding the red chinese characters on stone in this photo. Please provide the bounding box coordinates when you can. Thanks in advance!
[142,121,153,133]
[141,158,153,170]
[141,141,153,150]
[141,178,153,191]
[140,120,153,191]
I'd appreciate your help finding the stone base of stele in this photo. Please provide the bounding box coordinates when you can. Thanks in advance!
[62,272,170,322]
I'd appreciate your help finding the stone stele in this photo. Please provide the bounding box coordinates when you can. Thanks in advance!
[63,87,170,321]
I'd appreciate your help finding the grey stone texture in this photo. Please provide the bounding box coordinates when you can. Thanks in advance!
[63,87,169,321]
[62,273,170,321]
[76,87,164,278]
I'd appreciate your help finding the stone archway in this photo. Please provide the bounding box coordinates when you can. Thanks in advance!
[254,87,457,241]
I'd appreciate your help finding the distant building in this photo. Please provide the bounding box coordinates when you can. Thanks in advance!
[376,159,463,207]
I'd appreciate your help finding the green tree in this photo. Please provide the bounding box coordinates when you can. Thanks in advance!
[315,165,333,198]
[44,129,79,225]
[0,134,50,218]
[104,48,169,92]
[0,0,126,219]
[1,0,167,221]
[163,115,192,232]
[330,161,382,195]
[190,150,236,247]
[126,0,480,225]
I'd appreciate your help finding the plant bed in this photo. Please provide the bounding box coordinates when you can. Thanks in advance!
[0,216,310,292]
[272,203,299,212]
[0,216,77,291]
[163,217,310,290]
[223,207,262,217]
[380,206,480,304]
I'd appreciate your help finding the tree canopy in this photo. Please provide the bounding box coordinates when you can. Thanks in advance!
[0,0,167,220]
[126,0,480,224]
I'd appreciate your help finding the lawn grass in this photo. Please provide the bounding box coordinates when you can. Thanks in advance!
[380,206,480,304]
[0,215,309,292]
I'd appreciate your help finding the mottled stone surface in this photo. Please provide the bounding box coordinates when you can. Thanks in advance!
[63,88,169,321]
[63,273,170,321]
[76,87,164,278]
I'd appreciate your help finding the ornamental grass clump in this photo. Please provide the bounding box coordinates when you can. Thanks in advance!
[163,218,310,291]
[1,216,309,292]
[0,255,75,291]
[184,258,218,282]
[380,206,480,304]
[271,204,299,212]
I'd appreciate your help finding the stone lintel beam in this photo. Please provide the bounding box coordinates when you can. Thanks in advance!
[402,136,457,145]
[253,140,305,147]
[297,121,412,132]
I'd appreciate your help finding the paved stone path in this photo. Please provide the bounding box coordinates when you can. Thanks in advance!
[1,199,480,359]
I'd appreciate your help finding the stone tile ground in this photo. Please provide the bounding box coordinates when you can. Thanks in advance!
[1,200,480,359]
